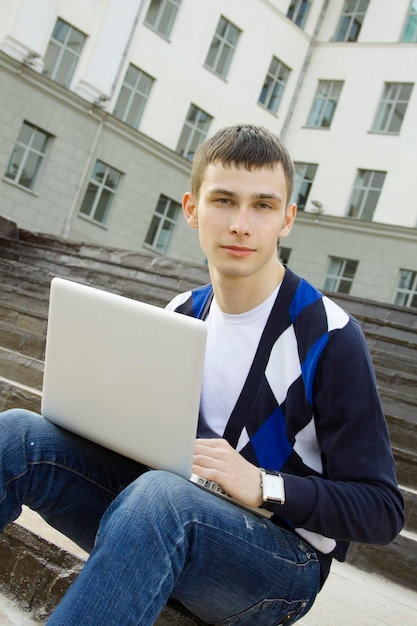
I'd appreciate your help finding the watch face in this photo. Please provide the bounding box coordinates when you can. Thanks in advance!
[262,473,285,503]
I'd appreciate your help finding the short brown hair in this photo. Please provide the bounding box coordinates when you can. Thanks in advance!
[191,124,294,203]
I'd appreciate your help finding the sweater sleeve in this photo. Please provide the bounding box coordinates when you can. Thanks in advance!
[275,318,404,546]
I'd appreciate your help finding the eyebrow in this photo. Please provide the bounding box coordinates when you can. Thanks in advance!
[207,187,283,202]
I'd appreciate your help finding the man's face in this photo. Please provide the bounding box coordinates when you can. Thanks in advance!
[183,162,296,282]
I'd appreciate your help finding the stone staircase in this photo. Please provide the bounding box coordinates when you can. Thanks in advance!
[0,216,416,609]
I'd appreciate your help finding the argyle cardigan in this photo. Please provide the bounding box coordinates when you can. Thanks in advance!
[171,267,404,580]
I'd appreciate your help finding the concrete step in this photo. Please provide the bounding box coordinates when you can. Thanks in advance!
[365,331,417,362]
[13,230,211,293]
[371,347,417,378]
[0,321,46,360]
[0,284,49,320]
[331,292,417,331]
[0,348,43,391]
[387,413,417,459]
[403,486,417,534]
[0,255,197,310]
[348,530,417,592]
[0,378,42,414]
[394,446,417,490]
[360,319,417,347]
[376,367,417,401]
[0,234,209,308]
[379,386,417,428]
[0,519,203,625]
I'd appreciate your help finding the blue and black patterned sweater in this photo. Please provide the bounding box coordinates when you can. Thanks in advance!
[171,267,404,583]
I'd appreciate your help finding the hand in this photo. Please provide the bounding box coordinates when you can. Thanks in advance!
[193,438,264,508]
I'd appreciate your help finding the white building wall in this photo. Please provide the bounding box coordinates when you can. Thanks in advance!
[285,41,417,227]
[0,0,416,304]
[123,0,311,148]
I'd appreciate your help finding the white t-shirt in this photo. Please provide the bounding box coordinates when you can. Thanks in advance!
[198,285,280,438]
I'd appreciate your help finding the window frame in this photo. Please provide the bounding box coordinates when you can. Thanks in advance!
[144,0,181,39]
[42,17,86,87]
[394,269,417,308]
[347,169,386,222]
[4,121,51,191]
[258,56,290,115]
[401,0,417,42]
[78,160,122,226]
[292,162,318,211]
[287,0,312,29]
[323,257,358,295]
[144,194,181,254]
[334,0,370,43]
[176,104,213,161]
[371,82,414,134]
[204,15,241,80]
[113,64,154,129]
[306,80,344,128]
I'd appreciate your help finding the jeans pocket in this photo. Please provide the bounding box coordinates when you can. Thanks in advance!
[214,597,310,625]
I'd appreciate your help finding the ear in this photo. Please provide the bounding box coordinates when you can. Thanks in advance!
[182,192,198,229]
[279,203,297,239]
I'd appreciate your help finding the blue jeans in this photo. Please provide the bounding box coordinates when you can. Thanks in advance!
[0,409,320,625]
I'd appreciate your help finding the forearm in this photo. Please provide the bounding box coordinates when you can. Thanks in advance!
[273,472,404,545]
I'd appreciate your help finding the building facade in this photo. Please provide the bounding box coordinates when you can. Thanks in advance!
[0,0,416,306]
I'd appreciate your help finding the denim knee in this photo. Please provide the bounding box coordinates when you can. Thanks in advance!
[96,470,197,542]
[0,408,46,445]
[108,470,191,517]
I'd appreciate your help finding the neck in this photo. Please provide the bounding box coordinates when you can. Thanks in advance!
[210,260,285,314]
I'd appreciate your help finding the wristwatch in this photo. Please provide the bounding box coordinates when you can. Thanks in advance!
[260,469,285,504]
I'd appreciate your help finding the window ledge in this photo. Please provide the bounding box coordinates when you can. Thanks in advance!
[143,22,172,43]
[367,130,400,136]
[77,213,108,230]
[2,177,39,196]
[257,102,279,118]
[203,65,228,83]
[301,125,331,130]
[143,243,167,256]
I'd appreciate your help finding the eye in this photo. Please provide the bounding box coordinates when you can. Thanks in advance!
[256,201,273,210]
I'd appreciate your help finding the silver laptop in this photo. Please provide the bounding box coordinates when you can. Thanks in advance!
[42,277,271,518]
[42,277,207,480]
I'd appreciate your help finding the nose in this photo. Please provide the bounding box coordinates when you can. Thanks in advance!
[229,207,251,236]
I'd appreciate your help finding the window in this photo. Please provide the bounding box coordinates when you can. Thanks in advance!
[292,162,318,211]
[145,195,180,253]
[347,169,386,221]
[176,104,213,161]
[113,65,154,129]
[144,0,181,39]
[42,18,86,87]
[306,81,343,128]
[258,57,290,115]
[402,0,417,42]
[5,122,51,190]
[334,0,369,42]
[287,0,312,29]
[204,16,241,79]
[323,257,358,294]
[79,161,122,225]
[372,83,413,134]
[394,269,417,308]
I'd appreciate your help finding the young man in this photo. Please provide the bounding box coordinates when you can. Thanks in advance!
[0,124,403,625]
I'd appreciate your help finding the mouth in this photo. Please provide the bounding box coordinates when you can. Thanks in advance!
[221,245,255,258]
